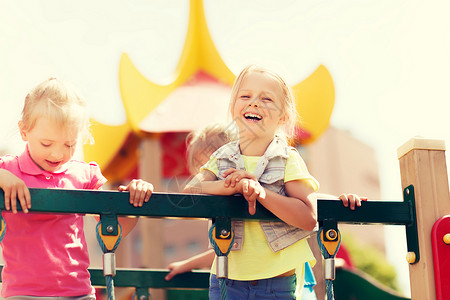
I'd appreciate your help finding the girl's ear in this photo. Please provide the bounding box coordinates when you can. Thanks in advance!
[18,121,28,141]
[278,114,288,125]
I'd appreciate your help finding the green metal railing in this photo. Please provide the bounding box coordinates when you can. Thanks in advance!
[318,185,419,263]
[0,188,278,218]
[334,268,411,300]
[0,187,417,298]
[0,266,210,289]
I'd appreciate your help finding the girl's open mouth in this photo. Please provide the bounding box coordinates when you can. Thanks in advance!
[243,112,263,121]
[46,160,61,167]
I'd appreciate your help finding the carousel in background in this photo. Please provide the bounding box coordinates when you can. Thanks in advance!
[83,0,334,299]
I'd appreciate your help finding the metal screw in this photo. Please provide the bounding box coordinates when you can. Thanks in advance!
[406,251,416,264]
[326,229,337,241]
[106,225,114,233]
[221,229,228,236]
[139,296,147,300]
[443,233,450,245]
[405,188,410,196]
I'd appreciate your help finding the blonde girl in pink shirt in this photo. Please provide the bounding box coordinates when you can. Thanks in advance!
[0,78,153,299]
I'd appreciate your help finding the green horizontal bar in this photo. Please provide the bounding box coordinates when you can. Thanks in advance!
[0,266,209,289]
[0,189,415,292]
[89,268,210,289]
[0,189,412,225]
[318,199,412,225]
[0,188,278,220]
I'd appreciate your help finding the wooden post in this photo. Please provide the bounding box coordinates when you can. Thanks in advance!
[398,137,450,300]
[139,136,166,300]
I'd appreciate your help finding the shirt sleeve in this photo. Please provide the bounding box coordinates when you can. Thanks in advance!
[87,162,107,190]
[0,155,16,170]
[200,156,219,176]
[284,150,319,191]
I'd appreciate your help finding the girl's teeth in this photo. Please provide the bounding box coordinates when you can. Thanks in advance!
[244,113,262,120]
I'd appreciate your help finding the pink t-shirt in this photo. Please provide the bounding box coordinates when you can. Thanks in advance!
[0,148,107,297]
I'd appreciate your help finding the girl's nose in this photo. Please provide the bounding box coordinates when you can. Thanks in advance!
[248,101,258,107]
[51,150,64,160]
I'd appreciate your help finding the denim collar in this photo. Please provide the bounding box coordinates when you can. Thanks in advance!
[214,135,291,180]
[215,135,290,160]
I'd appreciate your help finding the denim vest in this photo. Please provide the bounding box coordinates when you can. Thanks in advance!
[212,136,315,253]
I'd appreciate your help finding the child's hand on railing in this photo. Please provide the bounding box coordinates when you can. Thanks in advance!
[223,168,256,188]
[236,178,266,215]
[339,193,367,210]
[0,169,31,213]
[165,260,191,281]
[118,179,153,207]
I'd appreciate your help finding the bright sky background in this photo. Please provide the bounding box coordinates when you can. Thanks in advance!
[1,0,450,295]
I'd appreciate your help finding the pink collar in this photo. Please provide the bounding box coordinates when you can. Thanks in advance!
[17,146,69,176]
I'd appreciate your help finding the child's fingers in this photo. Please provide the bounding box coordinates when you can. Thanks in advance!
[245,181,258,215]
[340,194,368,210]
[128,180,153,207]
[242,180,249,194]
[234,173,244,183]
[354,195,367,207]
[349,194,366,210]
[165,266,184,280]
[349,194,356,210]
[248,199,256,215]
[126,181,137,205]
[164,264,176,280]
[223,168,237,177]
[355,196,364,207]
[165,262,187,280]
[235,172,256,183]
[24,186,31,209]
[233,174,242,187]
[17,187,28,213]
[144,183,153,203]
[257,186,266,201]
[339,194,349,208]
[245,192,257,215]
[139,182,153,206]
[225,174,237,188]
[224,176,231,188]
[165,270,175,281]
[4,188,11,211]
[135,180,148,207]
[137,181,146,207]
[243,186,256,214]
[10,188,17,214]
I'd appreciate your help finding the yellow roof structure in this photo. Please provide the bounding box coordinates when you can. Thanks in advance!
[84,0,335,182]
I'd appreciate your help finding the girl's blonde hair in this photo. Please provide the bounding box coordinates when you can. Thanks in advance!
[228,65,300,141]
[186,123,237,175]
[20,78,92,143]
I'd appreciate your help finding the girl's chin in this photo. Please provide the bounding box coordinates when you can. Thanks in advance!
[237,130,270,141]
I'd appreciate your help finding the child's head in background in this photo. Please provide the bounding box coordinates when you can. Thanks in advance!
[228,65,299,142]
[186,123,236,175]
[18,78,91,172]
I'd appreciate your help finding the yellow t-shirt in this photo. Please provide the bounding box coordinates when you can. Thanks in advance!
[204,150,318,281]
